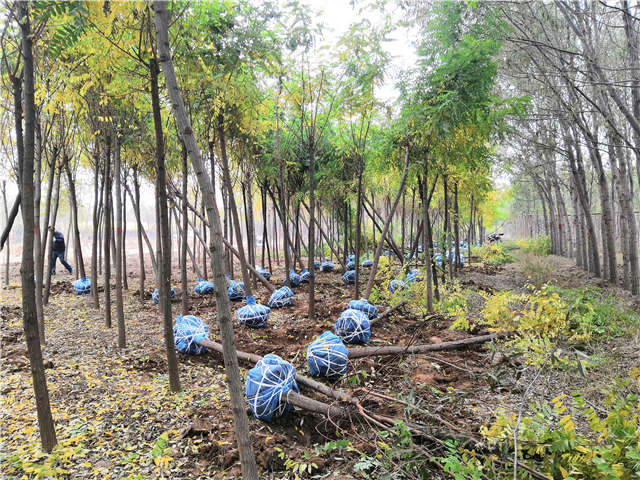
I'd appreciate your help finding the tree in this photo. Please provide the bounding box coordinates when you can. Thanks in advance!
[153,2,259,478]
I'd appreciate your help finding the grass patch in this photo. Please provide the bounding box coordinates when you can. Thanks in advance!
[474,243,514,265]
[517,236,551,255]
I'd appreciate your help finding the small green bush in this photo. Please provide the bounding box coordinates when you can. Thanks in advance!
[474,243,514,265]
[517,236,551,255]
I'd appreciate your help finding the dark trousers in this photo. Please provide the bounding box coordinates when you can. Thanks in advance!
[51,250,72,274]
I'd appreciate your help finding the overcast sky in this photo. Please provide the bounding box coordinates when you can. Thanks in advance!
[306,0,418,103]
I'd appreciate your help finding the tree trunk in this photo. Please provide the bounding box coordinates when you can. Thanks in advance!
[126,179,158,277]
[65,161,86,279]
[308,146,316,319]
[43,167,61,305]
[91,154,101,308]
[103,135,112,328]
[217,113,252,295]
[181,141,189,315]
[17,2,57,452]
[443,175,450,283]
[354,162,363,297]
[453,181,461,273]
[113,135,126,348]
[33,118,44,345]
[2,182,9,286]
[153,5,259,477]
[364,149,410,300]
[421,174,433,311]
[150,56,181,392]
[122,171,129,291]
[132,168,146,302]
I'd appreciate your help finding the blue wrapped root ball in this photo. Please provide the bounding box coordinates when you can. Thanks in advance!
[245,354,299,422]
[307,331,349,379]
[313,260,321,270]
[73,277,91,295]
[347,298,378,319]
[227,280,245,301]
[342,270,356,285]
[299,269,310,283]
[321,261,334,272]
[388,279,405,293]
[446,250,465,267]
[346,260,356,270]
[434,253,444,267]
[194,278,214,295]
[269,286,294,308]
[237,295,271,328]
[335,308,371,344]
[257,266,271,281]
[173,315,209,355]
[362,258,373,268]
[406,269,423,283]
[284,269,301,287]
[152,286,176,304]
[347,254,356,262]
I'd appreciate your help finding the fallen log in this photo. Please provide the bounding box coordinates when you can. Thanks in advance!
[369,301,407,326]
[285,391,350,419]
[347,333,503,359]
[198,338,358,405]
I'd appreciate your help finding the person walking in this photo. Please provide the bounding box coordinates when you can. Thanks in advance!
[49,226,73,275]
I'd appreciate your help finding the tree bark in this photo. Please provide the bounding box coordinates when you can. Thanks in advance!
[150,55,181,392]
[153,3,258,476]
[181,141,189,315]
[308,146,316,319]
[17,2,57,452]
[113,134,126,348]
[2,182,9,286]
[43,167,61,305]
[65,160,86,279]
[103,134,112,328]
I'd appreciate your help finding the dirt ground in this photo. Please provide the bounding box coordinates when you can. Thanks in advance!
[1,252,638,479]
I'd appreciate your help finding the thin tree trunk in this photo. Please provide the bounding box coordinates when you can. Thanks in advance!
[217,113,252,294]
[364,149,410,300]
[421,173,433,311]
[181,140,189,315]
[17,2,57,452]
[65,161,86,279]
[113,135,126,348]
[43,168,61,305]
[453,181,460,273]
[103,134,112,329]
[122,171,129,291]
[354,163,363,297]
[308,147,316,319]
[126,181,157,276]
[2,181,9,286]
[150,55,181,392]
[91,154,101,308]
[132,168,146,302]
[33,118,44,344]
[153,4,259,476]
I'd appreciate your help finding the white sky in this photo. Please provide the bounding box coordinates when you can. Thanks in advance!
[306,0,418,104]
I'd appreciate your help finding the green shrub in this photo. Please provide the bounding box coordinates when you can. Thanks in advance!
[474,243,514,265]
[517,236,551,255]
[437,370,640,480]
[481,370,640,479]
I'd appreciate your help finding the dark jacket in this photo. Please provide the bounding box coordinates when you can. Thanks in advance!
[52,232,66,252]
